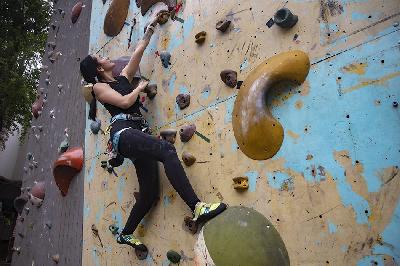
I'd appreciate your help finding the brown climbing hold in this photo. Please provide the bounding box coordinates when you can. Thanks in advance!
[32,96,44,119]
[160,128,177,144]
[53,147,84,196]
[216,19,231,32]
[184,216,198,234]
[232,50,310,160]
[176,93,190,109]
[30,181,45,206]
[51,254,60,264]
[71,2,83,24]
[182,151,196,166]
[195,31,207,44]
[137,0,176,16]
[157,10,170,24]
[220,70,238,88]
[104,0,130,36]
[180,124,196,142]
[143,84,157,99]
[232,176,249,190]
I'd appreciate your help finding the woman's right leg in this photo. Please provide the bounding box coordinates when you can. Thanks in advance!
[118,128,200,211]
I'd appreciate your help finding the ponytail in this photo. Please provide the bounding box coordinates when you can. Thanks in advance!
[89,91,97,121]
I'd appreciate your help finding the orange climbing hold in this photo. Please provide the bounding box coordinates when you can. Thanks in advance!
[53,147,84,196]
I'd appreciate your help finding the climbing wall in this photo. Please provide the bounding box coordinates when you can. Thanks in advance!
[83,0,400,265]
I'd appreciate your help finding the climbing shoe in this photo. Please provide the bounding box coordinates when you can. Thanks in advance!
[117,234,147,252]
[193,202,227,224]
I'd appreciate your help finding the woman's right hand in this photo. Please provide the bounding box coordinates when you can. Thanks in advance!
[137,80,149,92]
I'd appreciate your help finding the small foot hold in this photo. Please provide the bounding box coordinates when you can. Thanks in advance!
[176,93,190,109]
[160,128,177,144]
[216,19,231,32]
[180,124,196,142]
[195,31,207,44]
[220,70,237,88]
[184,216,198,234]
[109,224,119,235]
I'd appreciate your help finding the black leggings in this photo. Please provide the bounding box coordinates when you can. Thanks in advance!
[118,128,200,235]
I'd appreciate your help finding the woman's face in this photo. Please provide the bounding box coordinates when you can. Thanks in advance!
[92,54,115,72]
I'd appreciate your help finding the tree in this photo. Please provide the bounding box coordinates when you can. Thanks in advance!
[0,0,51,150]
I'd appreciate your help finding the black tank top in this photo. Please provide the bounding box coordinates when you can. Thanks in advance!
[102,76,143,136]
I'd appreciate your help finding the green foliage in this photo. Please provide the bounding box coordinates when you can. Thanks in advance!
[0,0,51,150]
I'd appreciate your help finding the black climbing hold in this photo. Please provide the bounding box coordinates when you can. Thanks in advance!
[236,80,243,90]
[109,224,119,235]
[274,8,298,28]
[393,101,398,108]
[266,18,275,28]
[167,250,181,264]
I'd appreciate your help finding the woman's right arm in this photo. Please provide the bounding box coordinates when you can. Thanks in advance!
[93,80,148,109]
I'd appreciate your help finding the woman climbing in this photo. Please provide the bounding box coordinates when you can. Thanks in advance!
[79,14,227,256]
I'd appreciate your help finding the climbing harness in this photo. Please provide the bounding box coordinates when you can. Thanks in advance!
[105,113,152,168]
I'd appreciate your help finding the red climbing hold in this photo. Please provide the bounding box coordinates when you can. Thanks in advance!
[53,147,84,196]
[32,95,44,119]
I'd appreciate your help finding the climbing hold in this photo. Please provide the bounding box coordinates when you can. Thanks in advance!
[232,50,310,160]
[135,249,148,260]
[184,216,198,234]
[176,93,190,109]
[160,128,177,144]
[58,138,69,153]
[160,51,171,68]
[393,101,398,108]
[13,195,29,214]
[32,96,44,119]
[71,2,83,24]
[81,84,94,103]
[53,147,84,196]
[273,8,298,29]
[157,10,170,24]
[180,124,196,142]
[51,254,60,264]
[26,152,33,160]
[137,0,176,16]
[47,42,56,49]
[143,84,158,99]
[30,181,45,206]
[194,206,290,266]
[109,224,119,235]
[195,31,207,44]
[232,176,249,190]
[167,250,181,264]
[45,221,52,229]
[90,120,102,134]
[220,70,238,88]
[182,151,196,166]
[11,247,21,254]
[216,19,231,32]
[104,0,130,36]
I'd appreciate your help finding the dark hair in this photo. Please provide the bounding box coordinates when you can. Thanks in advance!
[80,55,100,121]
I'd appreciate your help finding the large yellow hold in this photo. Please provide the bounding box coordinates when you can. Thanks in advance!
[232,50,310,160]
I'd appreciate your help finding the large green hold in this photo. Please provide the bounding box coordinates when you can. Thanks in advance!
[203,206,290,266]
